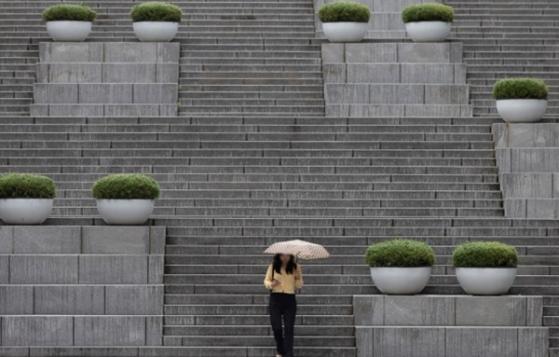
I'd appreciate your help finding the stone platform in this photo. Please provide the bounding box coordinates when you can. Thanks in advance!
[354,295,548,357]
[30,42,179,117]
[0,225,165,350]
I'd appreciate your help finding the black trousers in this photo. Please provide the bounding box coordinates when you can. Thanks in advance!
[269,293,297,357]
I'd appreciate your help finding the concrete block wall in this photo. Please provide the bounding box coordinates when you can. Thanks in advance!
[354,295,548,357]
[30,43,180,117]
[493,123,559,219]
[322,42,472,117]
[0,226,165,349]
[314,0,442,39]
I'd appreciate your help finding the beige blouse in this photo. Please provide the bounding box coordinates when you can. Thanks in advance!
[263,264,303,294]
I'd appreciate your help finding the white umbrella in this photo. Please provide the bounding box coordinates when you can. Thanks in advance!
[264,239,330,260]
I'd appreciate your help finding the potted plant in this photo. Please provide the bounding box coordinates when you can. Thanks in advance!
[92,174,160,225]
[453,241,518,295]
[401,3,454,42]
[42,4,96,41]
[366,239,434,294]
[319,1,371,43]
[0,174,55,224]
[130,2,182,42]
[493,78,548,123]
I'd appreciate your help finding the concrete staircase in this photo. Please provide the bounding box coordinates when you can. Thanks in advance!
[447,0,559,118]
[31,42,179,117]
[0,0,557,356]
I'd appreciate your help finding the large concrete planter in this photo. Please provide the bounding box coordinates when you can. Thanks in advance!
[46,21,92,41]
[322,22,368,42]
[456,267,517,295]
[0,198,53,224]
[97,199,154,225]
[405,21,451,42]
[133,21,178,42]
[496,99,547,123]
[370,267,431,294]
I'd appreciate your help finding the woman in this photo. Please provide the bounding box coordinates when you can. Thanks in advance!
[264,254,303,357]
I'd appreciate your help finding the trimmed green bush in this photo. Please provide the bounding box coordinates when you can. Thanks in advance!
[492,78,548,100]
[131,2,183,22]
[0,174,56,199]
[319,1,371,23]
[92,174,160,200]
[366,239,435,267]
[42,4,97,22]
[453,242,518,268]
[401,3,454,23]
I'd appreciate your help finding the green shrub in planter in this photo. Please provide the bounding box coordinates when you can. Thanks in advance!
[92,174,160,200]
[42,4,97,22]
[0,174,56,199]
[453,241,518,268]
[319,1,371,23]
[401,3,454,23]
[366,239,435,267]
[131,2,183,22]
[492,78,548,100]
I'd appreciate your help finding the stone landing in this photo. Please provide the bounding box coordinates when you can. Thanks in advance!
[354,295,548,357]
[322,42,471,118]
[0,225,165,354]
[30,43,179,117]
[494,123,559,219]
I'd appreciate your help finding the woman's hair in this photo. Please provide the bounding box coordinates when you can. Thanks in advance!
[272,254,298,275]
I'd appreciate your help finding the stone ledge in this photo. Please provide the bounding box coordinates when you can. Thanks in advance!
[323,63,466,84]
[0,285,163,315]
[39,43,180,64]
[322,43,463,65]
[354,295,543,327]
[0,226,165,254]
[0,315,162,347]
[493,123,559,218]
[356,326,548,357]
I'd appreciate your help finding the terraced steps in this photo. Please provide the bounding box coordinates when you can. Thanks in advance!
[448,0,559,119]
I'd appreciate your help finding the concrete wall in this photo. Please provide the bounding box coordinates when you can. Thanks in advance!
[314,0,442,39]
[0,226,165,348]
[31,43,179,117]
[493,123,559,218]
[354,295,548,357]
[322,42,471,117]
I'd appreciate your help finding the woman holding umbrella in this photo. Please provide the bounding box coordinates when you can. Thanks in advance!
[263,240,330,357]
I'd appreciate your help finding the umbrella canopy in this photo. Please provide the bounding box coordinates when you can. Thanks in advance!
[264,239,330,260]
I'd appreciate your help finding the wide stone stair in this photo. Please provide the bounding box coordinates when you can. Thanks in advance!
[447,0,559,118]
[0,0,324,117]
[445,0,559,354]
[0,0,559,356]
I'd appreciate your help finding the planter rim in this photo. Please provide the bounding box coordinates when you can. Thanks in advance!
[370,266,432,268]
[46,20,92,23]
[133,20,179,23]
[456,267,517,269]
[321,20,368,23]
[0,198,53,200]
[96,198,155,201]
[404,20,451,24]
[495,98,547,102]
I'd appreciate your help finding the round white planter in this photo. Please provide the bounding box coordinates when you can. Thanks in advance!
[96,199,154,225]
[496,99,547,123]
[46,21,92,41]
[0,199,53,224]
[133,22,178,42]
[370,267,431,294]
[322,22,368,42]
[405,21,451,42]
[456,267,517,295]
